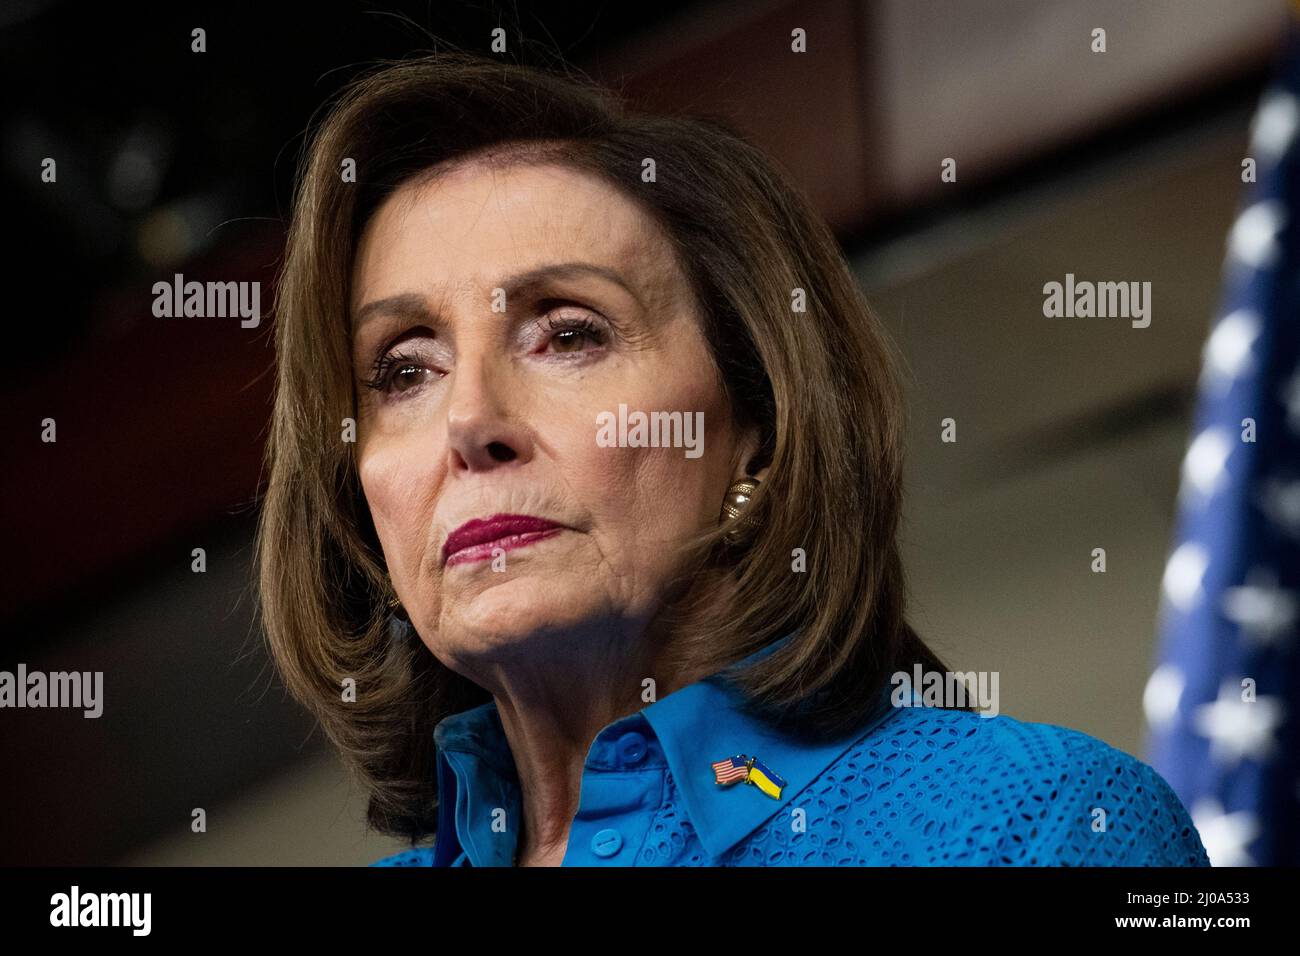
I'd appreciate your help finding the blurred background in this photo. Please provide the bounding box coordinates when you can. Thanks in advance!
[2,0,1295,865]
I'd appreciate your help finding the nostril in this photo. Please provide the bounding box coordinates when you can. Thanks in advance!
[487,441,516,462]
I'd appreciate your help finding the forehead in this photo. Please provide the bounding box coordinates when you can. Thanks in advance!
[351,160,666,301]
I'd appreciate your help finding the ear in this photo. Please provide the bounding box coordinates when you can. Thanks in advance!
[732,421,770,484]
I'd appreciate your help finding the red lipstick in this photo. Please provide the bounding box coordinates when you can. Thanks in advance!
[443,514,566,567]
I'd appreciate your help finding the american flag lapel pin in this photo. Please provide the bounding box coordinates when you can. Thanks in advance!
[711,753,786,800]
[711,754,752,787]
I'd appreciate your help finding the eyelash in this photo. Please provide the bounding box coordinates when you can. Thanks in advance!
[360,314,608,395]
[543,314,606,352]
[361,349,423,394]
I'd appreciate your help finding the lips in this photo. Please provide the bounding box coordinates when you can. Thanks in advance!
[443,513,566,567]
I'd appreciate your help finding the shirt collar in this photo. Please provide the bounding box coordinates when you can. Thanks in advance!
[431,700,519,866]
[430,632,895,864]
[640,638,895,859]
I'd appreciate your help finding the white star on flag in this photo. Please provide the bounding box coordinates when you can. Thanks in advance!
[1179,427,1233,502]
[1192,680,1284,765]
[1255,477,1300,539]
[1227,199,1285,271]
[1199,309,1260,393]
[1248,90,1299,162]
[1161,541,1211,613]
[1142,664,1185,732]
[1190,797,1260,867]
[1219,566,1299,648]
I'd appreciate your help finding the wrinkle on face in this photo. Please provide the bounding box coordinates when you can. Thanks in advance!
[349,158,747,695]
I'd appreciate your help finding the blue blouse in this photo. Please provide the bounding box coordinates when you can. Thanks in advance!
[372,644,1210,867]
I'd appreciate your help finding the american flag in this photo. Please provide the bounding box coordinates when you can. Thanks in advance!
[1143,25,1300,867]
[712,755,752,786]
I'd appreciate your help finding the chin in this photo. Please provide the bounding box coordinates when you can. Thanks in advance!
[445,574,599,647]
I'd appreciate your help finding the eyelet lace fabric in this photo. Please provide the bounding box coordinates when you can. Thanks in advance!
[638,708,1209,866]
[373,706,1209,867]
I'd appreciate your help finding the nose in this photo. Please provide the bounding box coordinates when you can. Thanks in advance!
[444,353,534,473]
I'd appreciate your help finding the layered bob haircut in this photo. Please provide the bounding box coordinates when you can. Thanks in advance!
[256,52,960,842]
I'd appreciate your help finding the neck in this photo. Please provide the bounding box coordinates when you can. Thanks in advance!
[471,620,714,866]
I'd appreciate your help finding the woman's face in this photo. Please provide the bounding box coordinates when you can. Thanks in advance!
[350,160,754,677]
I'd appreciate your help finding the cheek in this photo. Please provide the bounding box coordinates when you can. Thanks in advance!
[561,364,736,553]
[358,436,441,579]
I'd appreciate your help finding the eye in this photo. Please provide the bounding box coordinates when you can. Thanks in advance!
[361,350,437,396]
[389,360,435,393]
[543,314,606,354]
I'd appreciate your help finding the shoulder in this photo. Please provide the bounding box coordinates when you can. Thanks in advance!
[805,704,1210,866]
[370,846,437,867]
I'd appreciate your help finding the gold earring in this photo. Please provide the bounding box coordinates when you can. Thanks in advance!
[720,476,762,543]
[384,575,408,621]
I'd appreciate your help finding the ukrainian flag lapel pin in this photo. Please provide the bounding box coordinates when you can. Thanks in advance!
[711,753,786,800]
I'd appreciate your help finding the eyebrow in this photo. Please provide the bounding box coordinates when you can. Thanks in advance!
[352,261,641,330]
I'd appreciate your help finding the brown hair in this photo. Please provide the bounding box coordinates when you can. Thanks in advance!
[256,51,961,843]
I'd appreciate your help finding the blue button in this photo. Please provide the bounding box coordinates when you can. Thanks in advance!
[615,731,648,766]
[591,828,623,857]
